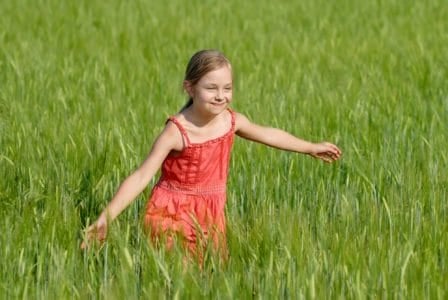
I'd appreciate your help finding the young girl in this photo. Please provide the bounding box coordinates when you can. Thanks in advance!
[81,49,341,259]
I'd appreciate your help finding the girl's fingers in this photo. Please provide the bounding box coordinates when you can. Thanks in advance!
[80,240,89,250]
[324,143,342,160]
[324,142,341,155]
[318,143,341,156]
[329,150,340,160]
[80,226,95,250]
[316,150,340,162]
[327,144,341,155]
[80,223,107,250]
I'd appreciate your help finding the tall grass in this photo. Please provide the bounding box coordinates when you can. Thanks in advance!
[1,0,447,298]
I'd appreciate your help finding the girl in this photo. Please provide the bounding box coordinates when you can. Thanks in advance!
[81,49,341,259]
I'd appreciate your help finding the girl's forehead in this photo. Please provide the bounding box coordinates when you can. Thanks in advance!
[201,66,232,82]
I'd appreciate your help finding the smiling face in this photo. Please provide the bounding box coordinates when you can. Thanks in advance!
[184,65,233,116]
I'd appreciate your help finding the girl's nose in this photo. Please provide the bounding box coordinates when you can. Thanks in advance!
[215,90,224,100]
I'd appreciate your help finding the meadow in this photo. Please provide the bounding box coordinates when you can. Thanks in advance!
[1,0,447,298]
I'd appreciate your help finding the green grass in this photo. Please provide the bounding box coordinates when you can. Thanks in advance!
[1,0,447,298]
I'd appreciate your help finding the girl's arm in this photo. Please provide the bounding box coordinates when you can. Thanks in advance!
[234,112,341,162]
[81,122,183,248]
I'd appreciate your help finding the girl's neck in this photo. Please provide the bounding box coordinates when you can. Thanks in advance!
[183,106,225,128]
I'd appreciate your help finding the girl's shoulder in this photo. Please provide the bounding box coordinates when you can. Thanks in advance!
[233,111,252,131]
[155,118,185,151]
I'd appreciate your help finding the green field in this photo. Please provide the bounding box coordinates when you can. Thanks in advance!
[1,0,447,298]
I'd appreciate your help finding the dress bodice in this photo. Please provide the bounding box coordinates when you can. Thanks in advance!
[157,110,235,193]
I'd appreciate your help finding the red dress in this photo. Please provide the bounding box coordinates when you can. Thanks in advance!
[144,109,235,257]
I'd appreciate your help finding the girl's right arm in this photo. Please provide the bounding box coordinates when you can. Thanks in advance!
[81,122,183,248]
[234,112,341,162]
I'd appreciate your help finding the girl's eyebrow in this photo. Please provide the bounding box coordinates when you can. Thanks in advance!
[203,82,232,87]
[203,83,218,87]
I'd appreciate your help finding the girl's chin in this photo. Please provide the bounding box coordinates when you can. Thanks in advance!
[210,105,228,114]
[194,103,229,116]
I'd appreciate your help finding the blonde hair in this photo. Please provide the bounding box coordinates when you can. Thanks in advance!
[181,50,231,111]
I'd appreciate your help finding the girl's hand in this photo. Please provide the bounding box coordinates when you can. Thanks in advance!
[309,142,342,163]
[80,217,108,250]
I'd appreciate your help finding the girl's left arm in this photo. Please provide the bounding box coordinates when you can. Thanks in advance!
[234,112,341,163]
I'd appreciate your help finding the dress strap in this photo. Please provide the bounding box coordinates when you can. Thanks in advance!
[228,108,236,131]
[167,117,191,147]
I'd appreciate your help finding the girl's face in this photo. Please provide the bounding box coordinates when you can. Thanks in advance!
[185,65,233,116]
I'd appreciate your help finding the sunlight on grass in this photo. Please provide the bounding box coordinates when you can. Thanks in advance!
[1,0,447,298]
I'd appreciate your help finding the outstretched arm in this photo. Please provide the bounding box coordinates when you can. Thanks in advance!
[81,122,183,248]
[234,112,341,162]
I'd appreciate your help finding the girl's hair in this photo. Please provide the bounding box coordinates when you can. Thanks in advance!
[181,49,231,111]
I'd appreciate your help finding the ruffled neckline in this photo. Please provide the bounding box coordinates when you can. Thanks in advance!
[187,126,234,147]
[169,108,235,149]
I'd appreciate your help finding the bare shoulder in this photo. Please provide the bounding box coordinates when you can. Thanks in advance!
[163,120,181,136]
[234,112,251,131]
[155,120,184,152]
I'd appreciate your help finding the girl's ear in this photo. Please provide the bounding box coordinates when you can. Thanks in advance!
[183,80,194,98]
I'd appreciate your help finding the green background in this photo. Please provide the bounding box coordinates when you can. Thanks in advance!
[1,0,447,298]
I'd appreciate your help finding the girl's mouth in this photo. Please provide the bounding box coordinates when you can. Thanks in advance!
[211,102,226,106]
